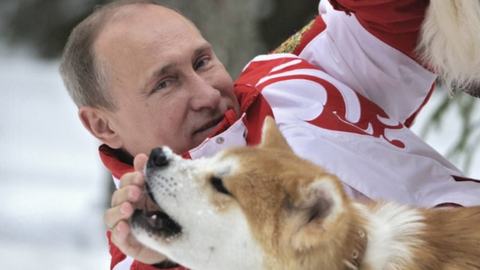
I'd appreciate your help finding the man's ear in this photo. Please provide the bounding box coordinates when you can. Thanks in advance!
[259,116,292,152]
[283,175,348,252]
[78,106,123,149]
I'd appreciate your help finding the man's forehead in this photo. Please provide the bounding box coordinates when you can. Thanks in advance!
[107,3,176,23]
[92,3,208,95]
[102,5,183,33]
[94,4,195,58]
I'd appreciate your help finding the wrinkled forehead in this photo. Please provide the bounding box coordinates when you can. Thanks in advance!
[96,4,198,47]
[103,4,183,26]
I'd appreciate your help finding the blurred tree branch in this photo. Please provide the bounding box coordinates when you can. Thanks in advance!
[419,86,480,174]
[0,0,105,59]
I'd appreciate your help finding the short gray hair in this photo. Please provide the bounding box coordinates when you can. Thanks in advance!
[59,0,169,110]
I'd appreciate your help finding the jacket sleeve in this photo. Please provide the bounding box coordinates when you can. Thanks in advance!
[107,231,189,270]
[296,0,436,127]
[328,0,429,61]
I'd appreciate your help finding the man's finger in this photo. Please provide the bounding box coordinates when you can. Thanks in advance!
[110,220,144,258]
[110,220,131,248]
[118,171,143,188]
[111,220,169,265]
[110,185,143,207]
[104,202,134,230]
[134,153,149,173]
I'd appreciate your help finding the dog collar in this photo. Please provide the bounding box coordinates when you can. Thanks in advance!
[343,229,368,270]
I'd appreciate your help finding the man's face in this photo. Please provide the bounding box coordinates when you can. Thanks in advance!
[94,5,240,157]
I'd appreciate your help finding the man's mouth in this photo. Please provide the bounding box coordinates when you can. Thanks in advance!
[194,115,224,135]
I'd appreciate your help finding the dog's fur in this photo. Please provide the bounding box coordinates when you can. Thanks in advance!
[417,0,480,97]
[131,117,480,270]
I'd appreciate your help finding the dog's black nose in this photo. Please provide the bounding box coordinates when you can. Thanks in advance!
[147,147,169,168]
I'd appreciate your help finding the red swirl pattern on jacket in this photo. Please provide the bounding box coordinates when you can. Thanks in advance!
[252,57,406,149]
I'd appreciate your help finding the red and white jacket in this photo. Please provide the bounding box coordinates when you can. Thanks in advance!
[99,1,480,269]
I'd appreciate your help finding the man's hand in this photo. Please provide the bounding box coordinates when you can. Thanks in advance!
[104,153,168,265]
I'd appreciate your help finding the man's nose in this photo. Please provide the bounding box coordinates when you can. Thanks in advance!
[147,147,169,168]
[188,75,221,111]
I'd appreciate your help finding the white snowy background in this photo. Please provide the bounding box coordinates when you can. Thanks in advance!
[0,45,479,270]
[0,47,110,269]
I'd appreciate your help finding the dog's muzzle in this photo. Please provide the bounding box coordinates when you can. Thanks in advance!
[145,147,171,205]
[130,147,182,237]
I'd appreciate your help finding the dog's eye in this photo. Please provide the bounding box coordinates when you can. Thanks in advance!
[210,176,230,195]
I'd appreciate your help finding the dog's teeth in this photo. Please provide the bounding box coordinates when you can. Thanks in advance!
[151,214,157,220]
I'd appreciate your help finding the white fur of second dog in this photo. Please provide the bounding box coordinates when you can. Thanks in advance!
[418,0,480,94]
[353,202,426,269]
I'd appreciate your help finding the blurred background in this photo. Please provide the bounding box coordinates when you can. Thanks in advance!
[0,0,478,269]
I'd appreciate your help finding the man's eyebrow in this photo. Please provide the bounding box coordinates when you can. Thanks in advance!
[193,43,213,58]
[153,63,177,78]
[150,43,211,79]
[142,63,177,94]
[143,43,213,93]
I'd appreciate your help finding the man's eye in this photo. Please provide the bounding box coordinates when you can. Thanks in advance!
[154,80,172,91]
[210,176,230,195]
[195,58,210,70]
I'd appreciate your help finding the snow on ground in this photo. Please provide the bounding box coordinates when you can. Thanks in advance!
[0,46,478,270]
[0,47,110,269]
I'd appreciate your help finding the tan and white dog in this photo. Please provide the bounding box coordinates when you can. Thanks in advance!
[131,117,480,270]
[418,0,480,97]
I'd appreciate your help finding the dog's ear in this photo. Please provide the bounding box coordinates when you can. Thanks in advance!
[283,175,348,252]
[259,116,292,152]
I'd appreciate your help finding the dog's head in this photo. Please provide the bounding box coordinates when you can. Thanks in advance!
[131,117,352,270]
